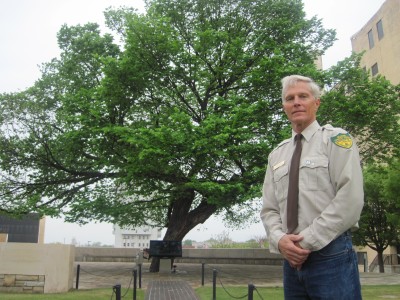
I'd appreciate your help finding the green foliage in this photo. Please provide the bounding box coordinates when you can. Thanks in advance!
[320,53,400,163]
[352,161,400,272]
[4,0,398,245]
[183,239,193,246]
[0,0,334,240]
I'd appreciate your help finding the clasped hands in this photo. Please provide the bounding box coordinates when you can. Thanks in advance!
[278,234,311,270]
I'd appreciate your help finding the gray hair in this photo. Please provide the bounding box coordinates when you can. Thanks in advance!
[281,75,321,102]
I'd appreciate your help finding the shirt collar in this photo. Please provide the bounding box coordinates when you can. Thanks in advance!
[291,120,320,143]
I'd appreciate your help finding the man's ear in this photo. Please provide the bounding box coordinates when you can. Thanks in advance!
[315,98,321,111]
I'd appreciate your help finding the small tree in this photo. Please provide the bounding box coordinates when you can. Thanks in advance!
[352,163,400,273]
[210,231,233,248]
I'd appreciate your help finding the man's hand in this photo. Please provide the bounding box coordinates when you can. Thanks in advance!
[278,234,311,269]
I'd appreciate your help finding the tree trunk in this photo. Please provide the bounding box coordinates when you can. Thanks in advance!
[377,250,385,273]
[149,191,217,272]
[149,257,160,273]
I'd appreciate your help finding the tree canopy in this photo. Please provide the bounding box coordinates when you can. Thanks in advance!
[0,0,399,255]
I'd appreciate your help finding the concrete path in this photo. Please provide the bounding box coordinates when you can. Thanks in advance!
[74,261,400,291]
[145,280,199,300]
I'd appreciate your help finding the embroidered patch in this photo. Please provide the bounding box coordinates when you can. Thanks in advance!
[331,133,353,149]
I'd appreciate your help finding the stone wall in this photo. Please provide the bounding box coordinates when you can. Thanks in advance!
[0,243,75,293]
[0,274,45,294]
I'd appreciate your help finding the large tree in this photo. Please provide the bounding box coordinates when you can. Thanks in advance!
[0,0,398,272]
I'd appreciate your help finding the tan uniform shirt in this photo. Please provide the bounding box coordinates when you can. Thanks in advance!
[260,120,364,253]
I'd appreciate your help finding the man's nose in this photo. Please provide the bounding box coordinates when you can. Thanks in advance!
[293,96,301,105]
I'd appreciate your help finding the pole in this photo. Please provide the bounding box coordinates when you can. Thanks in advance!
[113,284,121,300]
[212,269,217,300]
[248,283,255,300]
[75,264,80,290]
[138,263,142,289]
[201,263,205,286]
[133,269,137,300]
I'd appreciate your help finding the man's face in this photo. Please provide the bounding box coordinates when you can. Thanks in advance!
[282,81,320,132]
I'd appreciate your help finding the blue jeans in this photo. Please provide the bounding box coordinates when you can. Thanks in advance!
[283,231,362,300]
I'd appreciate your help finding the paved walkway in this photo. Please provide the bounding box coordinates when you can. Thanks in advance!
[145,280,199,300]
[74,261,400,292]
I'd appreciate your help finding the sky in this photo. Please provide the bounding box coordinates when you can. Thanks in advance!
[0,0,386,245]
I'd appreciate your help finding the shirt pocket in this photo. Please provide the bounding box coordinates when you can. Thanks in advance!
[273,165,289,202]
[300,156,330,191]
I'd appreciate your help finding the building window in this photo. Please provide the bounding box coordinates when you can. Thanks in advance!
[376,19,384,40]
[371,63,379,76]
[368,30,374,49]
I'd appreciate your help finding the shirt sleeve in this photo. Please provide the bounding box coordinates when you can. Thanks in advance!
[260,159,286,254]
[298,132,364,251]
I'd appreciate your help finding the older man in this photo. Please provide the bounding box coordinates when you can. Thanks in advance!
[260,75,364,299]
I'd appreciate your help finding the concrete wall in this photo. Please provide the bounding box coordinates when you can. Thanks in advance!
[0,243,75,293]
[177,248,283,265]
[75,246,140,262]
[75,247,283,265]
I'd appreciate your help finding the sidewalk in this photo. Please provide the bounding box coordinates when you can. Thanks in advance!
[74,261,400,291]
[145,280,200,300]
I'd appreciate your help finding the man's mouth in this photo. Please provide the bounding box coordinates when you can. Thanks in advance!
[292,111,304,115]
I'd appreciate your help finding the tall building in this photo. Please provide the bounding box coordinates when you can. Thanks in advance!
[113,224,162,249]
[351,0,400,84]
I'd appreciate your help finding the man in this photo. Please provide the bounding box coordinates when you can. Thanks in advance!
[260,75,364,299]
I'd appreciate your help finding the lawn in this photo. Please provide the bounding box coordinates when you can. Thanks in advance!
[0,285,399,300]
[0,288,145,300]
[195,285,400,299]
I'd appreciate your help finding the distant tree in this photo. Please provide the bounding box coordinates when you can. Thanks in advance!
[352,162,400,273]
[252,235,268,248]
[183,239,193,246]
[211,230,234,248]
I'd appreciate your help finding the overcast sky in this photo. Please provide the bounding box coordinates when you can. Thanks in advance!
[0,0,386,245]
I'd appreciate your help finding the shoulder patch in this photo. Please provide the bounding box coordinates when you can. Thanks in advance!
[331,133,353,149]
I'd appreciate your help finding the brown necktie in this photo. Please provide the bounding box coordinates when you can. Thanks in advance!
[287,133,302,233]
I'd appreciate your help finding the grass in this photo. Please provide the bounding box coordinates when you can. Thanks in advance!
[195,285,400,300]
[0,288,145,300]
[0,285,399,299]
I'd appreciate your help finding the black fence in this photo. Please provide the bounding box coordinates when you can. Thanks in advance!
[74,262,280,300]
